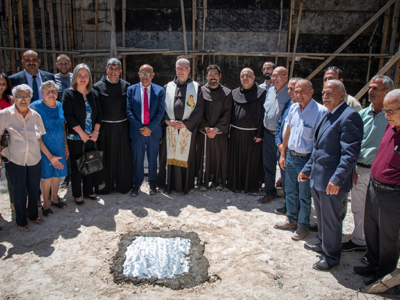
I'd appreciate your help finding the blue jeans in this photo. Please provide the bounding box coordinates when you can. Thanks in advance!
[285,152,312,229]
[262,130,277,196]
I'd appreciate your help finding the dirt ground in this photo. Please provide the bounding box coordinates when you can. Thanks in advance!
[0,174,399,300]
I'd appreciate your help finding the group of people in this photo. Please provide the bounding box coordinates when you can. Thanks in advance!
[0,50,400,288]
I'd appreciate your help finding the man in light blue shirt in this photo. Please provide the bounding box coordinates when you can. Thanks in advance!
[343,75,393,254]
[275,79,327,241]
[259,61,275,92]
[258,66,291,203]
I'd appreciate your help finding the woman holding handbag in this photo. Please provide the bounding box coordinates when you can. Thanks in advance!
[63,64,102,205]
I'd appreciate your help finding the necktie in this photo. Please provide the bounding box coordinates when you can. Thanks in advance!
[31,75,39,101]
[143,87,150,125]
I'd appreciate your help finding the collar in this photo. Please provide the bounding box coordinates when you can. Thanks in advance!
[300,98,315,113]
[140,82,151,91]
[9,104,33,117]
[274,83,288,95]
[330,101,346,115]
[24,69,40,79]
[367,103,384,116]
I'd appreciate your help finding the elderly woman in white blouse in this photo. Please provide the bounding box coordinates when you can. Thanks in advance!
[0,84,58,232]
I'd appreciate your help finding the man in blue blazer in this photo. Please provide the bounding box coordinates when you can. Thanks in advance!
[126,64,165,197]
[9,50,55,102]
[299,80,363,271]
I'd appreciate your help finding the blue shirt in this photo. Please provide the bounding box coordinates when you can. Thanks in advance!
[287,99,328,154]
[24,69,44,101]
[54,73,72,100]
[263,83,291,131]
[358,104,387,165]
[259,81,273,93]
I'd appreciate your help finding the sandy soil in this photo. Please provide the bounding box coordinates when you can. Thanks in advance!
[0,174,399,300]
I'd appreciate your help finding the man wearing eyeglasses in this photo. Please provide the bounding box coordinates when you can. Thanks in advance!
[195,64,232,191]
[157,58,203,194]
[323,66,362,112]
[126,64,165,197]
[9,50,55,102]
[93,58,133,195]
[342,75,393,255]
[259,61,275,92]
[258,67,291,203]
[358,89,400,286]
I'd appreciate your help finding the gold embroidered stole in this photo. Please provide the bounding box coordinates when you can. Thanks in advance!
[165,81,199,168]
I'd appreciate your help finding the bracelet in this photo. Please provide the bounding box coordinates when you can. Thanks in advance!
[94,129,100,133]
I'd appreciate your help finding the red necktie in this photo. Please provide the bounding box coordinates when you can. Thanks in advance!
[144,87,150,125]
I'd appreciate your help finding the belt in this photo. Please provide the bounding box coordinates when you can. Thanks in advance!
[266,129,275,135]
[371,176,400,191]
[289,149,311,157]
[102,118,128,123]
[230,124,257,131]
[357,162,372,169]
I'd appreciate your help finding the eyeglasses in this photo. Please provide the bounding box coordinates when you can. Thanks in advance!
[382,108,400,115]
[271,75,283,79]
[176,67,189,71]
[139,73,151,77]
[77,74,89,79]
[108,68,121,73]
[261,67,273,72]
[15,96,31,100]
[207,73,220,78]
[240,74,253,79]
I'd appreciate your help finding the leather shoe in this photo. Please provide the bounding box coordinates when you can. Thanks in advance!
[304,243,324,253]
[149,187,157,195]
[364,276,380,286]
[130,186,139,197]
[292,227,309,241]
[274,205,287,215]
[312,258,335,271]
[258,195,276,204]
[274,220,297,230]
[309,223,318,232]
[354,266,376,276]
[84,194,100,200]
[342,240,367,252]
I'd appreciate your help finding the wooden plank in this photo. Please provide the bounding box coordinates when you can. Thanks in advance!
[387,0,400,76]
[6,0,16,73]
[109,1,117,58]
[70,0,77,65]
[306,0,396,81]
[180,0,188,55]
[275,0,284,65]
[122,0,126,81]
[81,0,86,63]
[47,0,57,72]
[394,43,400,88]
[39,0,48,71]
[62,0,68,51]
[201,0,207,63]
[286,0,294,70]
[16,0,24,57]
[56,0,64,51]
[355,49,400,100]
[379,6,391,70]
[363,268,400,294]
[27,0,36,48]
[290,2,302,78]
[94,0,98,81]
[192,0,197,78]
[0,47,80,55]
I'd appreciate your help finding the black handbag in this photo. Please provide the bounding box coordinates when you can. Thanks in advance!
[76,142,103,175]
[1,130,10,148]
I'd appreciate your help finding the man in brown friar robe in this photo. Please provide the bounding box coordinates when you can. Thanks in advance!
[227,68,266,194]
[157,58,204,194]
[195,64,232,190]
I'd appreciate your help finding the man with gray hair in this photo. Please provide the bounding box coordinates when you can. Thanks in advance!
[342,75,393,254]
[158,58,204,194]
[93,58,133,194]
[301,79,363,271]
[356,89,400,286]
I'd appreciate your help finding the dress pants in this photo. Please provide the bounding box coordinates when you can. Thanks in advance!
[262,130,277,196]
[5,159,41,227]
[350,164,370,246]
[133,134,159,188]
[312,188,344,266]
[285,152,311,229]
[365,181,400,278]
[68,139,95,198]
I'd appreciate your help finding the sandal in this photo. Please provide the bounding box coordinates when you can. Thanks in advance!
[31,218,45,225]
[50,200,67,208]
[42,207,53,216]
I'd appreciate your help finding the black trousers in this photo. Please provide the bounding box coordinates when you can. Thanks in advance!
[365,181,400,278]
[5,159,41,227]
[312,188,345,266]
[68,139,95,198]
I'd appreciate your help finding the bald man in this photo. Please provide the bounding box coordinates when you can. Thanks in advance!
[9,50,55,102]
[126,64,165,196]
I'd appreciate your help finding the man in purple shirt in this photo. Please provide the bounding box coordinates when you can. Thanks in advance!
[354,89,400,286]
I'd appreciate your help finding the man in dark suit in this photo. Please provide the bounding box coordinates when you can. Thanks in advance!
[9,50,55,102]
[299,79,363,271]
[126,64,165,197]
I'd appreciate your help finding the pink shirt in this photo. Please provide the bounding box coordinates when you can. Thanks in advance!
[371,124,400,186]
[0,104,46,166]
